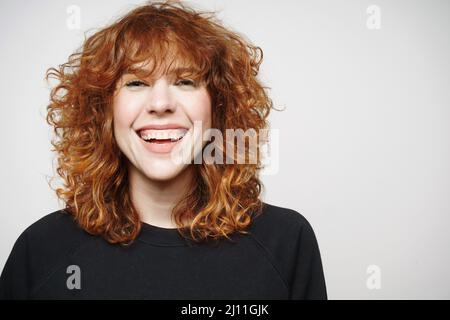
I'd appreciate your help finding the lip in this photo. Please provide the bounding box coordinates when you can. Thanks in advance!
[135,123,189,133]
[135,128,189,155]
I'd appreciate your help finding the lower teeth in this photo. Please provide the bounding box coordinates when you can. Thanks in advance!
[145,137,183,143]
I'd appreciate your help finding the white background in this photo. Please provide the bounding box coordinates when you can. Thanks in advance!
[0,0,449,299]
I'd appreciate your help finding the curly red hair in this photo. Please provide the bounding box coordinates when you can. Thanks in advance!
[45,0,274,244]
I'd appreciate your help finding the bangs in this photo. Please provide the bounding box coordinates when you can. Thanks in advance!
[115,19,212,84]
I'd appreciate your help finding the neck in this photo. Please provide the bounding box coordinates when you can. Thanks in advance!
[128,165,194,229]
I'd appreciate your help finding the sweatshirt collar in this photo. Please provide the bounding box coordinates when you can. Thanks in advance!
[138,221,195,246]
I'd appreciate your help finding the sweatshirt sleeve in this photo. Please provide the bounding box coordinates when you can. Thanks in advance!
[0,230,31,300]
[289,218,327,300]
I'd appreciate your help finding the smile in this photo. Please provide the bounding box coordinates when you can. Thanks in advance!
[136,128,189,154]
[137,128,188,143]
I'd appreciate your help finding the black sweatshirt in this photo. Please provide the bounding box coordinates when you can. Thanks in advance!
[0,202,327,300]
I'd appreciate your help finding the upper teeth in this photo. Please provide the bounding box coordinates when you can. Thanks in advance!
[139,128,188,141]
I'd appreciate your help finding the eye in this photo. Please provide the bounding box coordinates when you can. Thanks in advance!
[125,80,148,87]
[175,79,197,87]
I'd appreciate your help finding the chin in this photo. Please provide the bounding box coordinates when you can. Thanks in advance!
[141,164,188,182]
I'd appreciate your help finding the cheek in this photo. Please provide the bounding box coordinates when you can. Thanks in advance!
[185,93,212,128]
[113,92,139,130]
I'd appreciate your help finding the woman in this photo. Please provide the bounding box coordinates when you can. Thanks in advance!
[0,0,327,299]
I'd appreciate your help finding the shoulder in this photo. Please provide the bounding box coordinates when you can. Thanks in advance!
[21,209,93,247]
[246,202,323,285]
[0,210,96,298]
[12,210,96,279]
[249,202,317,239]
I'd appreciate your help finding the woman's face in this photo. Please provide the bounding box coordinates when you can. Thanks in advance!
[112,65,212,181]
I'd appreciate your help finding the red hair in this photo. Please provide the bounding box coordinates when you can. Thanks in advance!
[46,0,274,244]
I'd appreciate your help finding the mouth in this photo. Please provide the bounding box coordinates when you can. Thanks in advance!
[136,128,188,144]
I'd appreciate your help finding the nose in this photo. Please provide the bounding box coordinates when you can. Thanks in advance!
[145,78,176,115]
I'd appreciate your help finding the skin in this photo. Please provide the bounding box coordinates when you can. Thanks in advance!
[112,63,212,228]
